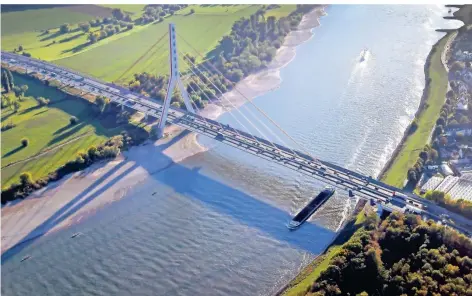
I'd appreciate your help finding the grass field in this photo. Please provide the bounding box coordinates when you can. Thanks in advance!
[177,4,254,15]
[264,5,297,19]
[380,35,450,188]
[1,5,117,61]
[55,5,261,83]
[1,73,123,188]
[100,4,146,16]
[0,6,105,36]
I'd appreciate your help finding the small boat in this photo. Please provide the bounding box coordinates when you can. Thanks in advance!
[21,255,31,262]
[288,186,335,230]
[71,232,82,238]
[448,8,452,13]
[359,48,368,62]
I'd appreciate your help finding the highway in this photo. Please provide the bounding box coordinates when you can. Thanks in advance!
[2,51,471,236]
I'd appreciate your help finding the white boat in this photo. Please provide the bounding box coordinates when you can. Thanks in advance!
[71,232,82,238]
[21,255,31,262]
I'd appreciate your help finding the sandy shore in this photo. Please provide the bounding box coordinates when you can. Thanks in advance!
[1,6,327,254]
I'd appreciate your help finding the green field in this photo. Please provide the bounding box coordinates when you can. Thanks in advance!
[100,4,146,15]
[0,6,106,35]
[2,5,262,83]
[1,73,123,188]
[1,5,116,61]
[264,5,297,19]
[177,4,254,15]
[381,35,450,187]
[55,5,261,83]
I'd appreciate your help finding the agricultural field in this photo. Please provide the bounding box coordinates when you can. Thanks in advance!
[1,72,123,188]
[264,5,297,19]
[55,5,262,83]
[176,4,255,15]
[1,5,115,61]
[100,4,146,16]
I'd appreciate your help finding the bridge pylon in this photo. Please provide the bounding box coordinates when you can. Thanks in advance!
[156,23,195,138]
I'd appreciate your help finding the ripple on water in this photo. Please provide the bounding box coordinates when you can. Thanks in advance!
[1,5,461,296]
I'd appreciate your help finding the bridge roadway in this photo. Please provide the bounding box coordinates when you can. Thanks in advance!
[2,51,472,235]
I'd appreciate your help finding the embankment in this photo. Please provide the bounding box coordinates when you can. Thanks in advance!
[378,32,452,186]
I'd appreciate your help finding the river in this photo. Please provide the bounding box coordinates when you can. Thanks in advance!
[1,5,462,296]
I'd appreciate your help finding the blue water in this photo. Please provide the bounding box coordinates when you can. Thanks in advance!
[1,5,462,296]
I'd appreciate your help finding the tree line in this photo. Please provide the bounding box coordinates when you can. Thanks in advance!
[1,128,148,205]
[309,211,472,296]
[127,5,318,109]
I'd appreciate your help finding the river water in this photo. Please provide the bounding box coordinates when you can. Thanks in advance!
[1,5,462,296]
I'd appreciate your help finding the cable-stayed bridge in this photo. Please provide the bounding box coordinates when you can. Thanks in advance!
[2,23,471,236]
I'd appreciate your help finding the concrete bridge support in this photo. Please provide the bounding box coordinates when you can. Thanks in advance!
[156,23,194,139]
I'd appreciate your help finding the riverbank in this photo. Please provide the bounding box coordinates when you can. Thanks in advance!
[1,6,327,254]
[378,32,452,187]
[280,9,460,296]
[278,199,368,296]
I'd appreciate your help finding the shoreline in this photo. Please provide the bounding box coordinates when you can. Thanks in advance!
[377,31,453,183]
[1,6,327,254]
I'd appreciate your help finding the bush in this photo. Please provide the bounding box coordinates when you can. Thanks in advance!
[19,172,33,186]
[70,116,78,125]
[408,119,418,134]
[21,137,29,147]
[37,97,50,106]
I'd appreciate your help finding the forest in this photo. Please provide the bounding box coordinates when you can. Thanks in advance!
[308,212,472,296]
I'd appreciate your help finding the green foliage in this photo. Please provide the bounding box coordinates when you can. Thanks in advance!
[69,116,78,125]
[59,23,70,34]
[21,137,29,147]
[95,95,110,113]
[79,22,90,33]
[309,213,472,296]
[425,190,472,219]
[19,172,33,185]
[36,96,49,106]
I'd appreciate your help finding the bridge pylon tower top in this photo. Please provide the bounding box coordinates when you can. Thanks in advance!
[156,23,194,138]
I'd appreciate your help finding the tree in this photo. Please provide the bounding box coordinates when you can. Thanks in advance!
[436,117,445,126]
[419,151,428,162]
[112,8,125,20]
[13,100,20,112]
[19,172,33,186]
[18,45,23,51]
[5,68,14,90]
[429,148,438,161]
[37,97,49,106]
[88,32,98,43]
[79,22,90,33]
[446,90,454,99]
[190,8,195,14]
[434,125,443,137]
[407,168,418,183]
[127,24,134,30]
[59,23,70,34]
[20,85,28,95]
[70,116,78,125]
[1,70,11,93]
[21,137,29,147]
[95,95,110,113]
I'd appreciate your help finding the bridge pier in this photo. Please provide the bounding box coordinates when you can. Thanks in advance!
[156,23,194,139]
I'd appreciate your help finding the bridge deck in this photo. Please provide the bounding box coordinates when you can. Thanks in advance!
[7,51,472,238]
